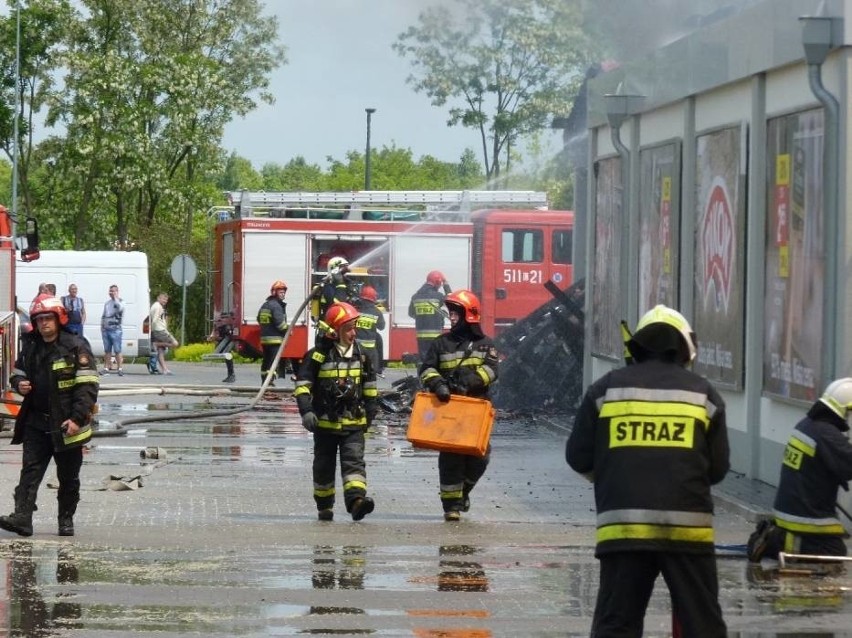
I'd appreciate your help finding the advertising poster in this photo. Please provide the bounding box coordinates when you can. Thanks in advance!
[764,109,824,401]
[693,126,746,387]
[638,141,680,315]
[591,157,623,360]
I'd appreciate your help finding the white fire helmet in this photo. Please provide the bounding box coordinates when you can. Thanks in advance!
[327,256,349,276]
[819,377,852,428]
[631,304,697,365]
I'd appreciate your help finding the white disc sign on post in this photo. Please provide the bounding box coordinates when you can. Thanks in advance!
[170,254,197,346]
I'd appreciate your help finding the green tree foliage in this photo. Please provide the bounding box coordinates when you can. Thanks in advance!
[394,0,596,182]
[41,0,285,249]
[0,0,73,216]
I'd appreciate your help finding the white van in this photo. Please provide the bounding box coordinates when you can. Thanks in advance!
[16,251,151,357]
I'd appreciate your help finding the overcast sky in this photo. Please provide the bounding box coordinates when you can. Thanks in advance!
[220,1,538,169]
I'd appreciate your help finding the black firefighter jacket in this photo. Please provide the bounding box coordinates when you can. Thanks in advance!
[10,330,99,450]
[257,296,289,346]
[567,358,730,556]
[419,325,498,399]
[294,341,378,432]
[773,404,852,538]
[408,283,446,342]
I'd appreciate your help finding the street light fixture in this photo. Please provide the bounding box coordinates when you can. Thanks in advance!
[365,108,376,190]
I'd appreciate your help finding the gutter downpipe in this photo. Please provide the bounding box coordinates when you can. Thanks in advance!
[801,14,842,384]
[605,88,645,338]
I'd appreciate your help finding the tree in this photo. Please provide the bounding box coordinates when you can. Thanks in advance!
[0,0,73,216]
[43,0,286,249]
[394,0,596,182]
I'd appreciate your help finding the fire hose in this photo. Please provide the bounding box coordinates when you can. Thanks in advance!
[100,280,327,430]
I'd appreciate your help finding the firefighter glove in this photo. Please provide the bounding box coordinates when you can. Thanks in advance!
[435,383,451,403]
[301,412,318,432]
[443,282,452,295]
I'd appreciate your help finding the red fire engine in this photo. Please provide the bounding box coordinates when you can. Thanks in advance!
[210,191,573,362]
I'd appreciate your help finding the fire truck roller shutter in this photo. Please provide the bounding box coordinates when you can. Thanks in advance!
[242,233,309,324]
[391,235,472,325]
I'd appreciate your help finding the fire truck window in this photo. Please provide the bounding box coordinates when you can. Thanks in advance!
[552,230,573,264]
[501,229,543,263]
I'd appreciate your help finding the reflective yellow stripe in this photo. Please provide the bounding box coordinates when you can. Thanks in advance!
[52,360,72,371]
[314,487,335,498]
[58,379,75,389]
[343,479,367,491]
[64,425,92,446]
[600,400,709,427]
[788,436,815,457]
[597,523,714,544]
[775,518,846,535]
[75,375,99,385]
[317,369,362,379]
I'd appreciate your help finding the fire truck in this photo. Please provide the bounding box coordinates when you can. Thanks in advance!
[1,205,40,424]
[210,190,574,362]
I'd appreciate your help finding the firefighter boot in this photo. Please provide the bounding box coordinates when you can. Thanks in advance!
[58,512,74,537]
[58,490,79,536]
[222,358,236,383]
[0,511,33,536]
[0,490,36,537]
[350,496,374,521]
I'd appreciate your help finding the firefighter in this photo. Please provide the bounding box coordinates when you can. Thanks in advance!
[566,304,729,637]
[408,270,451,361]
[294,301,378,522]
[257,280,290,386]
[747,378,852,562]
[354,285,386,376]
[316,256,355,321]
[419,289,498,521]
[0,297,99,538]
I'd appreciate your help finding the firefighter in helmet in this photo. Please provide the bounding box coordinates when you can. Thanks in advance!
[257,280,290,386]
[0,297,99,538]
[747,377,852,562]
[567,304,729,637]
[408,270,451,361]
[316,256,355,323]
[419,289,498,522]
[294,301,378,522]
[354,285,386,376]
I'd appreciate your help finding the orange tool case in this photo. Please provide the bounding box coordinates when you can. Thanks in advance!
[406,392,495,457]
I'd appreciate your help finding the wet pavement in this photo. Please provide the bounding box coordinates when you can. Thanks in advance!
[0,362,849,636]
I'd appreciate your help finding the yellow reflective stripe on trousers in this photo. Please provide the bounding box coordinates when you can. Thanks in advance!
[597,523,714,544]
[344,479,367,492]
[774,517,846,536]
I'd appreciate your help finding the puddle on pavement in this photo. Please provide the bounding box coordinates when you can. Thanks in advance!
[0,540,849,635]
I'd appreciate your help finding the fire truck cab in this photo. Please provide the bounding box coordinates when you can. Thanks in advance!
[211,191,573,363]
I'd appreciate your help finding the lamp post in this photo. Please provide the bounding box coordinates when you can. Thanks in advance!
[364,108,376,190]
[11,0,21,247]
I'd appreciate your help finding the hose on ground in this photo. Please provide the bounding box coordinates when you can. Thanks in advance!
[104,284,321,429]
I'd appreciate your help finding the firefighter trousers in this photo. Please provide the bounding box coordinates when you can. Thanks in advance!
[312,429,367,513]
[591,551,726,638]
[260,344,289,382]
[17,426,83,516]
[438,446,490,513]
